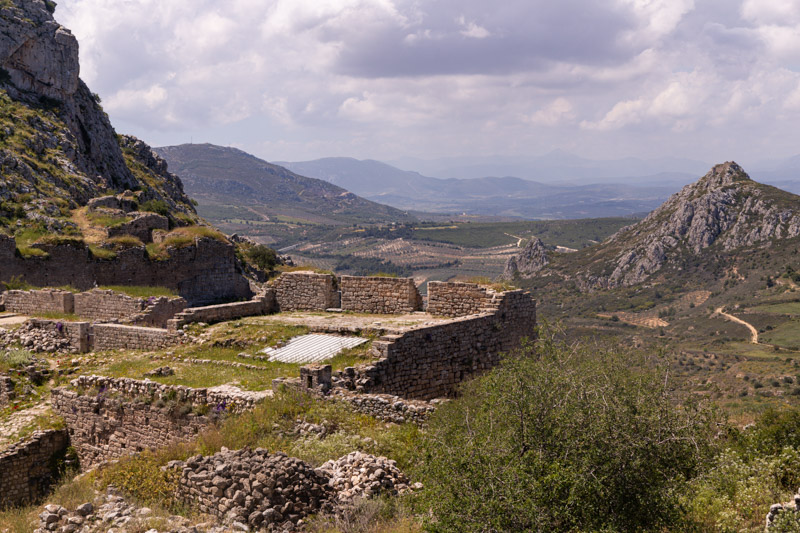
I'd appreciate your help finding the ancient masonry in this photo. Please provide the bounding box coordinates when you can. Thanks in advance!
[0,430,70,509]
[0,235,251,306]
[0,374,15,406]
[52,376,269,469]
[339,275,422,314]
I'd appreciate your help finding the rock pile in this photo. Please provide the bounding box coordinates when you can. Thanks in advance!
[766,487,800,529]
[319,451,419,504]
[170,447,335,531]
[33,487,206,533]
[0,322,74,353]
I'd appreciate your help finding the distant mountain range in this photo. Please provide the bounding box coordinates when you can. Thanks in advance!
[276,157,691,219]
[155,144,413,225]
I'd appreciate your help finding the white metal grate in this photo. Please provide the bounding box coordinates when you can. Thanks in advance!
[261,334,368,364]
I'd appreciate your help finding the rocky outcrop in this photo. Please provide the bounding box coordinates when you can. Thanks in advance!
[579,162,800,288]
[0,0,194,212]
[503,237,549,279]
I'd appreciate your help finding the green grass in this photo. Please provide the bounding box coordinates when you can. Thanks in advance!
[762,320,800,350]
[88,244,117,260]
[17,246,48,258]
[752,301,800,316]
[98,285,177,298]
[29,311,82,321]
[85,210,131,228]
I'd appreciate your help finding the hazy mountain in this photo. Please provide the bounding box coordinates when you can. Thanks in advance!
[156,145,413,225]
[277,157,686,219]
[386,151,709,184]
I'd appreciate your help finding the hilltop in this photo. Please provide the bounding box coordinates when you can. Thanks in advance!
[508,162,800,290]
[156,144,414,226]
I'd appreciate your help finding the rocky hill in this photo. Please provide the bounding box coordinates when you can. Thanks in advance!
[156,144,414,225]
[506,162,800,289]
[0,0,197,239]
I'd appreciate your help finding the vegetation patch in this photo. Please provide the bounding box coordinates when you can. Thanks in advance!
[98,285,177,298]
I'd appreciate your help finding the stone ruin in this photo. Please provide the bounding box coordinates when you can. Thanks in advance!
[0,272,536,522]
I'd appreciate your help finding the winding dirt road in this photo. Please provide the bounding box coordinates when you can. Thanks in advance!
[716,307,759,344]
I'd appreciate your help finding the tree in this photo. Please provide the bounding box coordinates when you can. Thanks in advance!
[420,332,718,532]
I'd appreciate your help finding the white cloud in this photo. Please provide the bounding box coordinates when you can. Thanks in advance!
[457,16,490,39]
[529,98,575,126]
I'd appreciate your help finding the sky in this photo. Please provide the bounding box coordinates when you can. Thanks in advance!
[56,0,800,167]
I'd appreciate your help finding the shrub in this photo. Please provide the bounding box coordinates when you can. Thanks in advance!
[1,275,35,291]
[419,334,718,532]
[139,199,169,217]
[245,244,278,271]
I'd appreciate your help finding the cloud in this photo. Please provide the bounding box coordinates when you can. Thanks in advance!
[54,0,800,163]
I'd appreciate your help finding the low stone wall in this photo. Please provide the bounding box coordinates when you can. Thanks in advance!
[345,290,536,400]
[339,276,422,314]
[426,281,495,317]
[0,374,15,406]
[0,430,70,509]
[74,289,146,322]
[27,319,90,353]
[332,389,436,425]
[2,290,75,315]
[167,291,275,330]
[272,272,338,311]
[92,324,181,351]
[52,376,270,468]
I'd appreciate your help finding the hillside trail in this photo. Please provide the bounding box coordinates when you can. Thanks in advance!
[715,306,758,344]
[504,233,524,247]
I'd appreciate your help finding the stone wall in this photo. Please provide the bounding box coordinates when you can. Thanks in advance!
[167,291,275,330]
[92,324,181,351]
[332,389,436,425]
[0,236,251,306]
[426,281,495,317]
[128,296,187,328]
[0,374,15,406]
[339,276,422,314]
[0,430,70,509]
[2,290,75,315]
[52,376,269,468]
[106,213,168,243]
[272,272,338,311]
[27,319,90,353]
[345,290,536,400]
[73,289,146,322]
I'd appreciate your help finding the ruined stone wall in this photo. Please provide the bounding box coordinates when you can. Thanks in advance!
[272,272,338,311]
[128,296,187,328]
[0,430,69,509]
[74,289,145,321]
[332,390,436,425]
[27,319,90,353]
[0,237,251,306]
[0,374,15,406]
[52,376,269,468]
[167,291,275,330]
[426,281,495,317]
[106,213,168,243]
[2,290,75,315]
[92,324,180,351]
[347,290,536,400]
[339,276,422,314]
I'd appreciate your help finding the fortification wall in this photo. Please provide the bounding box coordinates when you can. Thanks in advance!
[3,290,75,315]
[52,376,269,468]
[0,237,251,306]
[339,276,422,314]
[0,430,69,509]
[347,290,536,400]
[128,296,187,328]
[272,272,338,311]
[426,281,495,317]
[92,324,180,351]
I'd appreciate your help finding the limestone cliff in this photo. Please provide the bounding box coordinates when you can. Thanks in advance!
[0,0,195,228]
[576,162,800,288]
[502,237,549,279]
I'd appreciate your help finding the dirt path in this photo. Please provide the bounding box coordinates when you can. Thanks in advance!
[716,306,758,344]
[504,233,524,247]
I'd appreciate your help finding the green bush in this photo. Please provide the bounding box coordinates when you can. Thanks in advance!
[419,334,719,532]
[139,199,169,217]
[246,244,278,271]
[1,275,35,291]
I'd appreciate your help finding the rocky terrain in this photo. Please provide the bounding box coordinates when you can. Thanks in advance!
[0,0,196,239]
[502,237,548,279]
[505,162,800,289]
